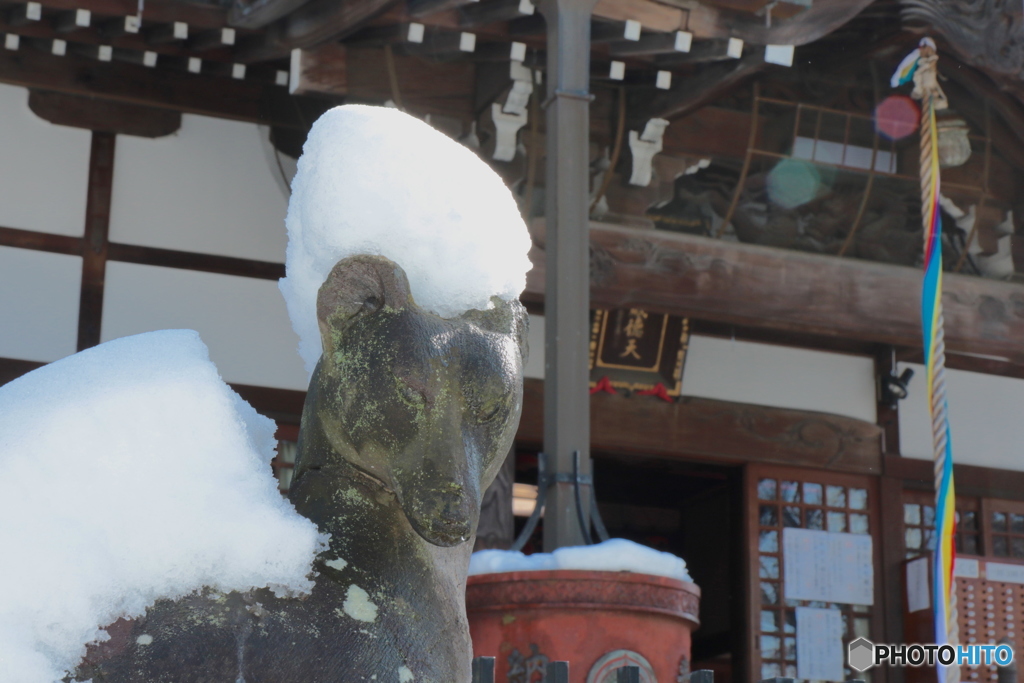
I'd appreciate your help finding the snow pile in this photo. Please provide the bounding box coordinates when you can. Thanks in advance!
[279,105,533,374]
[469,539,692,582]
[0,330,327,683]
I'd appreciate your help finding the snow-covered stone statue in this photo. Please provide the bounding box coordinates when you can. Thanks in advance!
[1,106,531,683]
[75,255,527,683]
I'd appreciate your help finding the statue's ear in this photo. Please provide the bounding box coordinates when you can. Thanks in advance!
[317,255,412,355]
[459,297,529,365]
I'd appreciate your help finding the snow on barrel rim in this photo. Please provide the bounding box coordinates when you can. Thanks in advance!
[468,538,693,583]
[0,330,327,683]
[278,105,533,375]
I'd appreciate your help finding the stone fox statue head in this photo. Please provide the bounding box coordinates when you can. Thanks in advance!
[295,254,528,547]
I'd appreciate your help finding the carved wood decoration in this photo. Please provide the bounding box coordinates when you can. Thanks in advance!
[901,0,1024,81]
[902,0,1024,123]
[517,378,883,474]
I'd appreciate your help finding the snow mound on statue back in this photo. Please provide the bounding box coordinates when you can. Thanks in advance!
[279,104,533,374]
[469,538,693,582]
[0,330,327,683]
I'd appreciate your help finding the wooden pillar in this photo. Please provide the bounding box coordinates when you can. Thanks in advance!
[77,131,115,351]
[875,346,901,455]
[538,0,598,551]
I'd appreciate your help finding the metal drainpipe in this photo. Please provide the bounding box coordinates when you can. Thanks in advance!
[538,0,598,551]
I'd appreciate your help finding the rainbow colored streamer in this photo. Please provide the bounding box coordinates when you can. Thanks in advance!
[922,97,958,683]
[895,38,959,683]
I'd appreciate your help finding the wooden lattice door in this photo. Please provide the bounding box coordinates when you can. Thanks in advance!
[745,464,885,683]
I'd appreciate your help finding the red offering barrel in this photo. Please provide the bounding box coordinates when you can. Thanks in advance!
[467,570,700,683]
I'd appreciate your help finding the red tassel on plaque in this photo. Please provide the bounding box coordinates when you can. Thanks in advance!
[636,382,673,402]
[589,376,617,395]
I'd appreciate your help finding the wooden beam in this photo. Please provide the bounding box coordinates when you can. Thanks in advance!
[407,0,478,20]
[879,474,907,650]
[525,221,1024,364]
[28,90,182,137]
[516,378,883,474]
[660,105,753,160]
[687,0,873,46]
[235,0,400,63]
[0,357,44,387]
[885,454,1024,503]
[106,243,285,280]
[0,225,81,255]
[32,0,230,30]
[630,52,764,125]
[459,0,535,28]
[0,225,285,279]
[0,48,312,128]
[288,42,346,96]
[77,131,114,351]
[339,46,475,119]
[229,383,306,423]
[0,12,233,61]
[0,356,306,423]
[228,0,314,30]
[592,0,683,32]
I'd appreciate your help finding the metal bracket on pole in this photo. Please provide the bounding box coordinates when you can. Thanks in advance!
[509,452,610,551]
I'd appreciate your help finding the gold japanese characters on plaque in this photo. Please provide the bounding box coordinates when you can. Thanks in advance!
[588,308,690,396]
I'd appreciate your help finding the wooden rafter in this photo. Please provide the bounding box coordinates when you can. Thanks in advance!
[235,0,401,63]
[0,48,325,127]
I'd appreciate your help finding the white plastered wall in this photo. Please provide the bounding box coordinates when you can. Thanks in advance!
[109,114,290,263]
[898,362,1024,472]
[0,246,81,363]
[102,262,307,390]
[0,86,309,388]
[0,83,91,236]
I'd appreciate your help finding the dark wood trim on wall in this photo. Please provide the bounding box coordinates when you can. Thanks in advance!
[0,358,44,386]
[517,377,884,474]
[0,356,306,424]
[77,131,115,351]
[230,383,306,424]
[874,346,900,456]
[885,454,1024,502]
[107,243,285,280]
[0,226,286,281]
[0,225,80,255]
[28,91,182,138]
[879,473,908,682]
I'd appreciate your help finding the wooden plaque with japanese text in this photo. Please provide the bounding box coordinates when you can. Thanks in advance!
[588,308,689,396]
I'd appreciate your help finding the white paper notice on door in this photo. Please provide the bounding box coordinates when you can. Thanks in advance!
[783,527,874,605]
[906,556,930,613]
[796,606,845,682]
